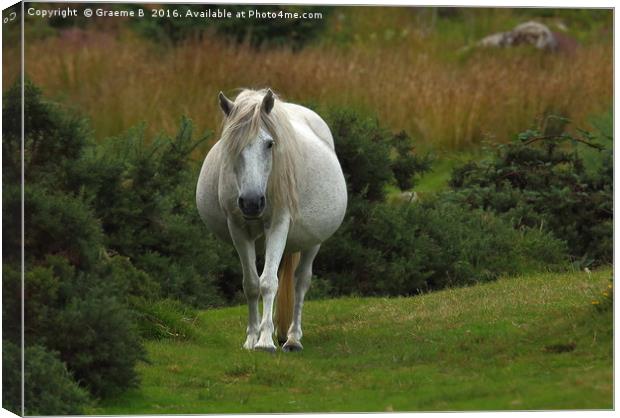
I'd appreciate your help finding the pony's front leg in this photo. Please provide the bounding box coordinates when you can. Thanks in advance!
[228,220,260,350]
[254,215,290,352]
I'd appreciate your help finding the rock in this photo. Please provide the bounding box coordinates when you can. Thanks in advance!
[477,21,565,52]
[552,31,579,54]
[511,21,558,50]
[478,32,509,48]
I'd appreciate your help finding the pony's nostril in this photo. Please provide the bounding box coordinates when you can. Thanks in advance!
[238,194,265,217]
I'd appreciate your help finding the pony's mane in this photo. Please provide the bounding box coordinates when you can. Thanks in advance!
[220,88,300,216]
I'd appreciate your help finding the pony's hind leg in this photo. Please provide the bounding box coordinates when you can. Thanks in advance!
[283,244,320,352]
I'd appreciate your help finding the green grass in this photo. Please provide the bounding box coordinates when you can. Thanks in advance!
[384,152,476,200]
[414,153,472,194]
[92,268,612,413]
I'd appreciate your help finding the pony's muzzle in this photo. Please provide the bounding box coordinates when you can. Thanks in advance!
[238,194,266,218]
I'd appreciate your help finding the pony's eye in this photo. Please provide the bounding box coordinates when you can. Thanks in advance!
[267,140,274,149]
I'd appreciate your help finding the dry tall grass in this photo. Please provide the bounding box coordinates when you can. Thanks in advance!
[22,29,612,150]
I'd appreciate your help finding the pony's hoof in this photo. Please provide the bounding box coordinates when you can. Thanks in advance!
[282,340,303,352]
[243,335,258,350]
[253,343,277,353]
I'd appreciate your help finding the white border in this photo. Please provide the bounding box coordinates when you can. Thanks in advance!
[0,1,615,418]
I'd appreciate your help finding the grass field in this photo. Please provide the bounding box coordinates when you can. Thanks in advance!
[11,8,612,151]
[91,268,612,413]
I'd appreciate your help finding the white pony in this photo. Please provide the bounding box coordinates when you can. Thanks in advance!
[196,88,347,352]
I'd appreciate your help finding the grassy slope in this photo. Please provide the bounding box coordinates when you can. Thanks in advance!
[93,268,612,413]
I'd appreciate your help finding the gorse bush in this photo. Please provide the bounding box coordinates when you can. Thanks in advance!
[73,121,239,308]
[447,121,612,265]
[32,256,148,397]
[318,199,567,296]
[23,345,91,415]
[314,108,567,297]
[5,80,239,308]
[3,341,91,415]
[50,291,144,397]
[2,339,21,415]
[1,80,235,412]
[322,107,432,202]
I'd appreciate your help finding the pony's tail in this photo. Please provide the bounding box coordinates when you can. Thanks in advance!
[275,252,300,344]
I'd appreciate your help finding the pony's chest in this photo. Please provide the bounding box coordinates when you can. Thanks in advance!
[244,220,266,241]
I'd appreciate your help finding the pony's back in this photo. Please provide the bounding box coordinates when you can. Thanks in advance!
[281,102,336,151]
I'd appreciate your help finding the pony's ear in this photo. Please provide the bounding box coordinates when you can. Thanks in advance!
[218,91,234,116]
[261,89,275,115]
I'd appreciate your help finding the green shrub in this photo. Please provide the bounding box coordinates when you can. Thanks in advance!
[2,339,21,415]
[2,79,241,406]
[24,345,91,415]
[3,341,92,415]
[4,252,154,402]
[2,182,20,263]
[4,80,234,308]
[2,264,21,344]
[3,79,90,187]
[2,81,103,268]
[447,122,612,265]
[318,198,566,297]
[322,107,432,201]
[3,80,147,402]
[9,257,147,398]
[314,107,567,297]
[72,120,236,308]
[49,292,145,397]
[25,184,104,269]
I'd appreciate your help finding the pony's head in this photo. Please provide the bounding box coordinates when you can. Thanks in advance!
[218,88,299,219]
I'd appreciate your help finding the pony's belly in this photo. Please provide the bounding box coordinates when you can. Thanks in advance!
[285,212,344,252]
[196,142,232,244]
[284,230,317,253]
[286,171,347,252]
